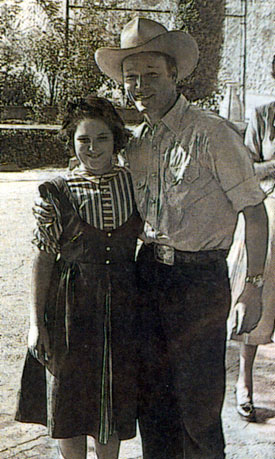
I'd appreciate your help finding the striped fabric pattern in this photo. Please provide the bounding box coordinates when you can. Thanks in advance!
[32,167,135,254]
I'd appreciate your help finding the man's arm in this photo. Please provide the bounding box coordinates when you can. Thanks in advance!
[254,160,275,179]
[234,201,268,334]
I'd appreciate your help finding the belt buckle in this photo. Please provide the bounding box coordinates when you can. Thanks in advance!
[154,244,175,266]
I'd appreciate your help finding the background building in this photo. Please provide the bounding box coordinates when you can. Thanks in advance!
[219,0,274,119]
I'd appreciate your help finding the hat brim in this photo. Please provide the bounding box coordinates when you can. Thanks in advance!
[95,30,199,83]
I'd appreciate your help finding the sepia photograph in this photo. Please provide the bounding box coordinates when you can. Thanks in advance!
[0,1,274,458]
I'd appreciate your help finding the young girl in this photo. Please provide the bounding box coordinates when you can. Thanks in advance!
[16,96,142,458]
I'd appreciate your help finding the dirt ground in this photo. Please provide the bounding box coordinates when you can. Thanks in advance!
[0,168,274,459]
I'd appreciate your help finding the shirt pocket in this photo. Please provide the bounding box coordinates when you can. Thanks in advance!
[133,174,149,215]
[183,162,200,184]
[164,160,200,192]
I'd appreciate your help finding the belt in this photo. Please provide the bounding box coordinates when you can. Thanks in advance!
[147,243,228,266]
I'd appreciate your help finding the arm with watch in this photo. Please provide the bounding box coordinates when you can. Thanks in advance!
[233,201,268,335]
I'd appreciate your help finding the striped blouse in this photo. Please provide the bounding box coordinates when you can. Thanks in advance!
[32,166,135,254]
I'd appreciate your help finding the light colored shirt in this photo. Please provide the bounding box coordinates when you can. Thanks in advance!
[244,101,275,197]
[33,167,135,254]
[125,95,265,251]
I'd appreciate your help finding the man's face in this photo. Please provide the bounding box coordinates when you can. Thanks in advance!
[122,52,177,122]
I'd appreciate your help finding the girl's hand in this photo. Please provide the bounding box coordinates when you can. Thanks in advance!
[28,323,52,365]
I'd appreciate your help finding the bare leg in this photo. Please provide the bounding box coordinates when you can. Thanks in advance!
[235,343,258,419]
[94,432,120,459]
[58,435,87,459]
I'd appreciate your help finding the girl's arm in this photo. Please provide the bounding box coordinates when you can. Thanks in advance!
[28,248,56,364]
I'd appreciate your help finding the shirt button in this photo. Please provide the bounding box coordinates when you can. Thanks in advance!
[153,145,157,151]
[186,176,192,183]
[106,246,111,251]
[105,260,110,265]
[107,232,112,237]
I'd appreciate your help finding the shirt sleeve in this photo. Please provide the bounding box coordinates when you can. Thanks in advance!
[244,107,263,161]
[208,120,265,212]
[32,184,63,254]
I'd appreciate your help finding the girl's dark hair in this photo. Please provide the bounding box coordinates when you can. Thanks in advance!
[62,95,130,154]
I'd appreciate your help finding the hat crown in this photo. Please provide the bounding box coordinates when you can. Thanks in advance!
[121,18,168,49]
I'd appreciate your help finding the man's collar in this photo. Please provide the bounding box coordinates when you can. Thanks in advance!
[142,95,189,134]
[161,95,190,134]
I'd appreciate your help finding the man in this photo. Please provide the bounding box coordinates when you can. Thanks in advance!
[95,18,268,458]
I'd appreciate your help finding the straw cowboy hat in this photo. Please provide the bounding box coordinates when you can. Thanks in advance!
[95,17,199,83]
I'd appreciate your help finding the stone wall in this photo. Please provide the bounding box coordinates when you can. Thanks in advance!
[219,0,274,117]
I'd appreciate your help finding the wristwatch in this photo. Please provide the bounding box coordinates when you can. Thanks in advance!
[245,273,264,288]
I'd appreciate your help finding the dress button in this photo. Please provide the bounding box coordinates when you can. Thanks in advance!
[107,232,112,237]
[106,246,111,251]
[105,260,110,265]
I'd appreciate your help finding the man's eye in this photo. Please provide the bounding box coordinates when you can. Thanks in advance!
[78,138,90,143]
[125,75,136,81]
[97,136,109,141]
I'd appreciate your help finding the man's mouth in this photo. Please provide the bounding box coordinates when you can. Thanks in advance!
[135,94,153,102]
[88,152,102,159]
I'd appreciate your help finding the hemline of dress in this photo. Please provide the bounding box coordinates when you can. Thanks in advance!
[14,417,137,441]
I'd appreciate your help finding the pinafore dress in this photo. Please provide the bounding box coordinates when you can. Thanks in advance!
[15,177,143,442]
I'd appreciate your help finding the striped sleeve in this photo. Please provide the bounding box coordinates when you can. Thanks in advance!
[32,188,63,254]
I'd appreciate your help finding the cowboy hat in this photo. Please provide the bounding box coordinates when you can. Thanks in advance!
[95,17,199,83]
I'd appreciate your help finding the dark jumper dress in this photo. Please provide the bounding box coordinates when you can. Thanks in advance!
[15,177,143,442]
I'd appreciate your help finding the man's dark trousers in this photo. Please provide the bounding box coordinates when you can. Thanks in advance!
[136,243,231,459]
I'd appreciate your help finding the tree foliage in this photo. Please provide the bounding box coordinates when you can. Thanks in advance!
[0,0,225,112]
[0,0,111,111]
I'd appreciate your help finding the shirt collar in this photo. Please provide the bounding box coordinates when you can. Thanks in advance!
[142,95,190,136]
[161,95,190,135]
[72,165,121,184]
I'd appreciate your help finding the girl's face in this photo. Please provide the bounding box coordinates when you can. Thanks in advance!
[74,118,115,175]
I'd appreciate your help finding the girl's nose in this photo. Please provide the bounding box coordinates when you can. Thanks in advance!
[88,140,96,151]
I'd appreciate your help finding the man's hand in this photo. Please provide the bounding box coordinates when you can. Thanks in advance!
[232,284,263,335]
[28,323,51,365]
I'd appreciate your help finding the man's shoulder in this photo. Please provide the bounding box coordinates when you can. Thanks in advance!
[175,103,240,141]
[254,101,275,118]
[186,104,228,128]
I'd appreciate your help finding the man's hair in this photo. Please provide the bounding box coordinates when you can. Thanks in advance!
[61,95,130,154]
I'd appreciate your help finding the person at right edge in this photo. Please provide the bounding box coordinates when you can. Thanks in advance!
[95,18,269,459]
[228,55,275,422]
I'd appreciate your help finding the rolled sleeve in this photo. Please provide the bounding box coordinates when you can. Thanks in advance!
[244,108,262,160]
[209,121,265,212]
[32,189,62,254]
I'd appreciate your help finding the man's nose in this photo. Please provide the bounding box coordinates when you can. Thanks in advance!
[136,75,145,90]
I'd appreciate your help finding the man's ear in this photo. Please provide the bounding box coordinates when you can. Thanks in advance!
[171,70,178,83]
